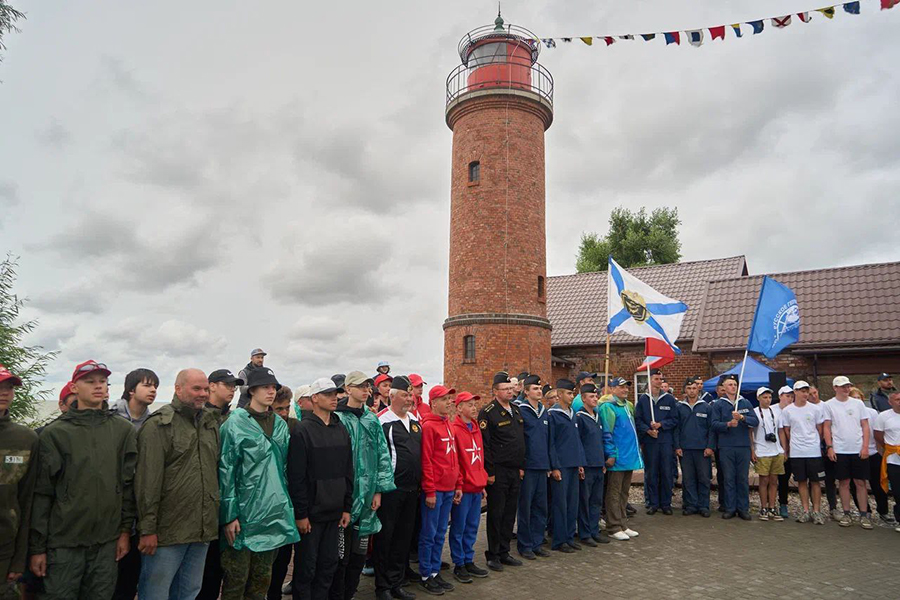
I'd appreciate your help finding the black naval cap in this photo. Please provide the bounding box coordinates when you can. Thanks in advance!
[580,383,599,395]
[555,378,576,391]
[493,371,511,385]
[523,374,542,387]
[517,371,530,381]
[718,374,738,385]
[648,368,662,376]
[542,384,554,397]
[391,375,412,392]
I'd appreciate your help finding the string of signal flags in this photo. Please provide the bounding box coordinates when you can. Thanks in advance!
[537,0,897,49]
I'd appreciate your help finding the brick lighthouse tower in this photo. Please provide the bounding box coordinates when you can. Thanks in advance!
[443,13,554,398]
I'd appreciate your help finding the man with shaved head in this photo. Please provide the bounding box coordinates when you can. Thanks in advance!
[135,368,222,600]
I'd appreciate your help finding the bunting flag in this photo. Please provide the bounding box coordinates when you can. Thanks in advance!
[773,15,792,28]
[535,0,883,50]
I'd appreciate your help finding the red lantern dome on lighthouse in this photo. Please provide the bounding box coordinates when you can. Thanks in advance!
[442,13,554,399]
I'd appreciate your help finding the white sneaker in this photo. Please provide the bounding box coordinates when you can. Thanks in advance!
[611,531,630,541]
[282,580,292,594]
[624,528,639,538]
[895,526,900,533]
[600,518,607,529]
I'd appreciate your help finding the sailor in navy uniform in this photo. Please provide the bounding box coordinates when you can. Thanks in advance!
[675,377,716,517]
[516,374,551,559]
[635,368,679,514]
[709,374,758,520]
[548,379,586,552]
[478,371,526,571]
[575,383,609,545]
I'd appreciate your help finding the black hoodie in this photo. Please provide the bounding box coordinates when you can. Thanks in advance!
[287,411,353,523]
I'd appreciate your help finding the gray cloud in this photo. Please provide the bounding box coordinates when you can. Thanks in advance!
[30,282,105,315]
[289,315,348,342]
[35,120,72,149]
[0,181,17,207]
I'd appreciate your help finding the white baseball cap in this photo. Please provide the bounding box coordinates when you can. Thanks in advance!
[309,377,338,395]
[832,375,852,387]
[793,380,810,391]
[295,384,311,399]
[756,386,773,397]
[778,385,794,396]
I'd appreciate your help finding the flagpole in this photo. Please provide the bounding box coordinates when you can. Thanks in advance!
[604,331,611,390]
[647,361,655,423]
[735,349,749,406]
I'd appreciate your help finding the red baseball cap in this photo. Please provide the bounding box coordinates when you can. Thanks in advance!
[428,385,456,401]
[409,374,426,387]
[454,391,481,405]
[71,360,111,383]
[59,382,75,403]
[374,374,393,387]
[0,364,22,387]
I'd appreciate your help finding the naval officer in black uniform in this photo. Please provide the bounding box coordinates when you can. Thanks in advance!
[478,371,526,571]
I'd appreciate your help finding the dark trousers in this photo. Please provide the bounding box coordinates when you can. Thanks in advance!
[196,540,222,600]
[778,458,792,506]
[516,469,548,554]
[267,542,298,600]
[373,489,418,594]
[868,453,890,516]
[550,467,578,549]
[294,520,340,600]
[823,455,838,510]
[888,464,900,522]
[111,534,141,600]
[41,541,118,600]
[328,525,367,600]
[680,450,711,512]
[578,466,604,540]
[644,442,675,509]
[713,450,726,506]
[719,447,751,513]
[484,465,521,561]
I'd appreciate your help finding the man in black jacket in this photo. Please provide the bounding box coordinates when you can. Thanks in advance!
[289,377,353,600]
[869,373,895,412]
[237,348,266,408]
[373,376,421,600]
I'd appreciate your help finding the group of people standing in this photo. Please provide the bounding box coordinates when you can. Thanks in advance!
[2,350,899,600]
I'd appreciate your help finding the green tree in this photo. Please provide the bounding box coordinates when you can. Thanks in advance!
[0,255,57,424]
[576,206,681,273]
[0,1,25,65]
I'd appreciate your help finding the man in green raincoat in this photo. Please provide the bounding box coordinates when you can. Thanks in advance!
[219,368,299,600]
[330,371,395,600]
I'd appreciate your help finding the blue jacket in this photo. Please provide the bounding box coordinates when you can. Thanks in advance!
[519,400,550,471]
[675,400,715,451]
[548,406,585,470]
[575,408,605,467]
[635,392,679,446]
[598,396,643,472]
[709,397,758,448]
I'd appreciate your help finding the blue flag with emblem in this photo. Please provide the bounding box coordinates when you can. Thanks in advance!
[606,256,689,354]
[746,276,800,358]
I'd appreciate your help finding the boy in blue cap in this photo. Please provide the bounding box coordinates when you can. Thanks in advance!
[547,379,585,552]
[575,383,608,546]
[516,375,551,560]
[709,374,758,520]
[675,378,715,517]
[635,368,678,515]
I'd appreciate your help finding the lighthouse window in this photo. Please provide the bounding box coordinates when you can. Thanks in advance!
[463,335,476,362]
[538,275,545,300]
[468,161,480,183]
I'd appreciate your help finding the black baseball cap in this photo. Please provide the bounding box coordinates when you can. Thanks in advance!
[576,371,598,383]
[331,374,346,391]
[208,369,244,386]
[878,373,892,381]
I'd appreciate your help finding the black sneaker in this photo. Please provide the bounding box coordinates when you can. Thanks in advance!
[390,588,416,600]
[434,573,454,591]
[453,565,473,584]
[464,562,489,578]
[419,576,445,596]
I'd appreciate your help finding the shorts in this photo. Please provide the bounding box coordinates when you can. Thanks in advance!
[754,454,786,476]
[791,457,825,482]
[834,453,868,481]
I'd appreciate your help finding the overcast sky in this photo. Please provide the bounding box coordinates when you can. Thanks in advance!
[1,0,898,401]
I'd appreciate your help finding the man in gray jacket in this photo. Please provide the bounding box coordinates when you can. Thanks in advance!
[237,348,267,408]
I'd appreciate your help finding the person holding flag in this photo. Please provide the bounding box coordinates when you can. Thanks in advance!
[709,374,758,520]
[635,369,678,515]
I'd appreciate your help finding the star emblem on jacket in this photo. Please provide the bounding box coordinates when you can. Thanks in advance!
[465,438,482,465]
[440,434,457,455]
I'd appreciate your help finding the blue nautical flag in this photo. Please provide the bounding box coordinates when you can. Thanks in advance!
[746,276,801,358]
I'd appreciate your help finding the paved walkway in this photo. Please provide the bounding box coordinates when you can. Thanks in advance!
[351,509,899,600]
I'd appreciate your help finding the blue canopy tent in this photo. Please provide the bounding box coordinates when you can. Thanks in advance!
[702,355,794,397]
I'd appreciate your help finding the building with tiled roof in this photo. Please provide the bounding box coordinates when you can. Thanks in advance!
[547,257,900,398]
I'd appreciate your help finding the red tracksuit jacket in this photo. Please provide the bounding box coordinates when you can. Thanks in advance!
[451,416,488,493]
[420,413,459,497]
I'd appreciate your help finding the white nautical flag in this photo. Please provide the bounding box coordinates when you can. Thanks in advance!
[606,256,688,354]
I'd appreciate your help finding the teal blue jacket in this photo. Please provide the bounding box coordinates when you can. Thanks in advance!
[598,395,643,472]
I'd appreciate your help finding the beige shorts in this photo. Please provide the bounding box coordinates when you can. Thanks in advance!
[754,453,786,476]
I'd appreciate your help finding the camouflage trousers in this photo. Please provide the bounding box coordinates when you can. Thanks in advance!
[220,545,276,600]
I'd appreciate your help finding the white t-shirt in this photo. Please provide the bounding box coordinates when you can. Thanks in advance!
[874,409,900,466]
[863,407,878,456]
[823,397,867,454]
[752,405,784,457]
[780,402,824,458]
